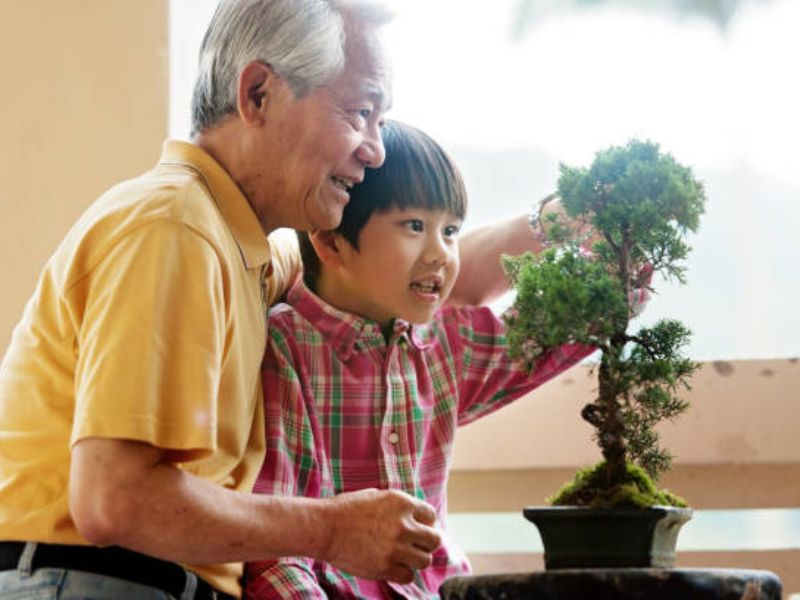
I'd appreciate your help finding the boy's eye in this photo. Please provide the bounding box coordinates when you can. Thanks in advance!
[444,224,461,238]
[404,219,424,232]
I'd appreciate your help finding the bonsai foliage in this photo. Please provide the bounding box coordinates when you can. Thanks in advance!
[503,139,706,508]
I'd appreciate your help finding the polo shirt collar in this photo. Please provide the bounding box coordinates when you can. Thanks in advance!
[286,280,431,360]
[159,140,270,270]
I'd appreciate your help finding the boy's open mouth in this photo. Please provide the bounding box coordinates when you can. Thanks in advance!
[410,281,441,294]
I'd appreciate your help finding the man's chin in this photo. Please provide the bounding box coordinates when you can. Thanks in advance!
[314,211,345,232]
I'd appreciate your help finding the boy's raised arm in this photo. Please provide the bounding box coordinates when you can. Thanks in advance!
[450,214,536,306]
[451,196,601,307]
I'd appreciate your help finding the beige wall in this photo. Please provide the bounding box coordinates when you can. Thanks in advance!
[0,0,168,347]
[450,358,800,508]
[452,358,800,472]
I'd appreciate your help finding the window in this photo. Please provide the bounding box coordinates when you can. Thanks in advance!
[170,0,800,360]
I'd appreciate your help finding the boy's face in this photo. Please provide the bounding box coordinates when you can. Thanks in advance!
[331,206,462,328]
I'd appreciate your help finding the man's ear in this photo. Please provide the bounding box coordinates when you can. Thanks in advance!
[237,61,275,126]
[309,230,349,268]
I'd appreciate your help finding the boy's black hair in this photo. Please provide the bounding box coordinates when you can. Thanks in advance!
[299,119,467,288]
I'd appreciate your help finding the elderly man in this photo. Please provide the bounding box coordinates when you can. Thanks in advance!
[0,0,540,598]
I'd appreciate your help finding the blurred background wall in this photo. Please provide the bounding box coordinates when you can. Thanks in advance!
[0,0,167,347]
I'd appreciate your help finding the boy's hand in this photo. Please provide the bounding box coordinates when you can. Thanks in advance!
[320,488,441,583]
[535,194,600,250]
[630,262,654,318]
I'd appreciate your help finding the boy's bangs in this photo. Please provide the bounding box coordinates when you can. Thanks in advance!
[334,120,468,252]
[386,126,467,220]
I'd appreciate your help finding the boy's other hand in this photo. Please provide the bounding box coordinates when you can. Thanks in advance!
[321,488,442,583]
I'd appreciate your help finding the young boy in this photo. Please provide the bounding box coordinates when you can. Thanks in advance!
[246,121,596,599]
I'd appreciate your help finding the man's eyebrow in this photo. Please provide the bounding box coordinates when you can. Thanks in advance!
[359,82,391,111]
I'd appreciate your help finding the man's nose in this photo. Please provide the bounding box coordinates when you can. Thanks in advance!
[357,124,386,169]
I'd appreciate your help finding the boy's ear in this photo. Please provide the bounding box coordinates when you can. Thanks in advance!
[309,230,347,268]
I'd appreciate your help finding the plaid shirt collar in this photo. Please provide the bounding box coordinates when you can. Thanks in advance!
[285,279,433,361]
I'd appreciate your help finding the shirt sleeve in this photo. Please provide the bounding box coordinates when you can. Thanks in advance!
[245,558,327,600]
[69,219,227,461]
[256,309,327,499]
[266,229,302,306]
[446,305,596,426]
[249,316,341,599]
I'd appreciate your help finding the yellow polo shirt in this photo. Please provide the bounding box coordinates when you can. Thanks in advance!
[0,140,299,596]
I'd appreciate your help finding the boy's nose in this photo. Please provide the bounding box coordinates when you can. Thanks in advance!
[423,235,450,265]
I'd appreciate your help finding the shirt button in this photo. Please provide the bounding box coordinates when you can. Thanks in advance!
[388,432,400,445]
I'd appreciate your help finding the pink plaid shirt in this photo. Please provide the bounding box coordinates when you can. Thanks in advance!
[246,280,594,599]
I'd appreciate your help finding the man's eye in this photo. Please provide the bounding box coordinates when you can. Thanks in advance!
[351,108,371,122]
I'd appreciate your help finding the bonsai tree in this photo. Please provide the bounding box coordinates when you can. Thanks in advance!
[503,139,706,508]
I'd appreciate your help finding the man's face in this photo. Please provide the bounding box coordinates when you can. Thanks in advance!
[248,29,392,233]
[324,206,462,328]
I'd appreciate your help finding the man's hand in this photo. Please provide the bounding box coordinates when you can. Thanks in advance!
[320,488,441,584]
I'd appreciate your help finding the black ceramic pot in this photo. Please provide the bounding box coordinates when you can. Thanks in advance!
[523,505,693,569]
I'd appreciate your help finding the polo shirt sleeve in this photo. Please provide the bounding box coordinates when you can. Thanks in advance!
[69,219,227,461]
[265,229,301,306]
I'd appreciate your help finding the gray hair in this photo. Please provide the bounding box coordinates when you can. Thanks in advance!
[190,0,392,136]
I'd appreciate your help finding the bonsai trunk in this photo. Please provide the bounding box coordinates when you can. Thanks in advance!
[596,340,628,486]
[594,230,633,487]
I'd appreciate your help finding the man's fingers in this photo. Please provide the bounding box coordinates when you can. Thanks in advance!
[411,498,437,525]
[409,499,441,552]
[385,564,415,584]
[384,546,431,584]
[323,489,443,582]
[400,544,434,571]
[409,523,441,553]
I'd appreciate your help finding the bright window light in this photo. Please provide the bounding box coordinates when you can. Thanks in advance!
[169,0,800,361]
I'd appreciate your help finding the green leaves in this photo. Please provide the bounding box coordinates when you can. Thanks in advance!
[502,247,627,373]
[558,140,705,283]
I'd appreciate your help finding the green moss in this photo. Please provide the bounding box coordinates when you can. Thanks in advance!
[548,461,687,508]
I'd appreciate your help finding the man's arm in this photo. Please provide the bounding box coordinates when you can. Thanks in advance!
[69,438,441,584]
